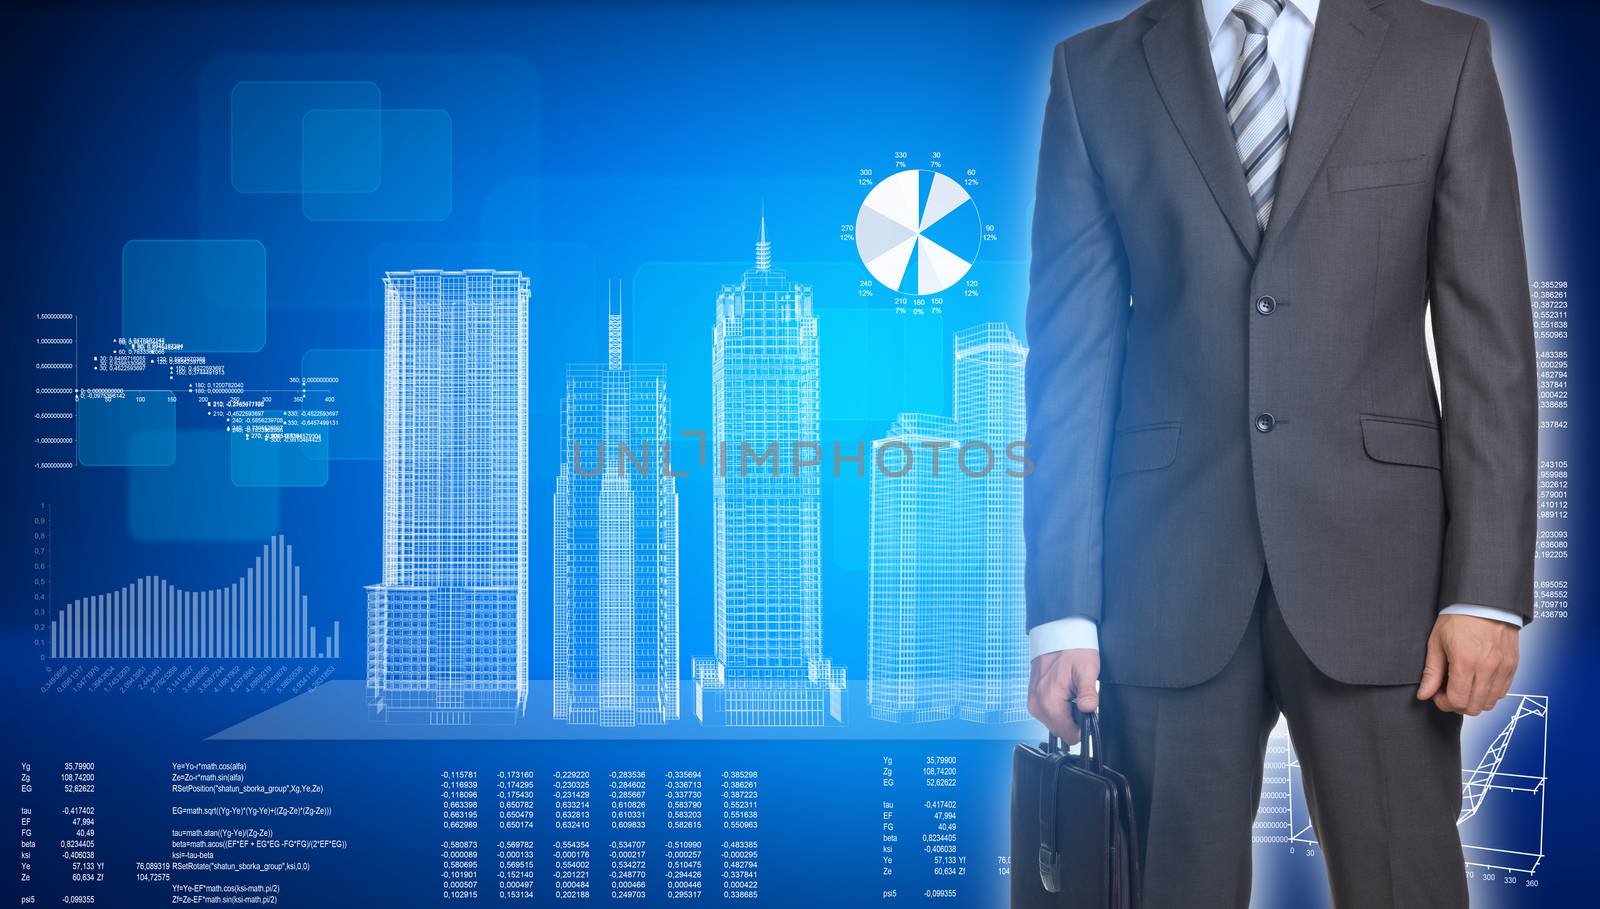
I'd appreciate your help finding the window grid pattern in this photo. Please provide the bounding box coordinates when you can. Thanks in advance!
[367,269,529,726]
[952,323,1028,723]
[554,305,680,727]
[693,226,846,726]
[868,414,960,723]
[867,322,1029,724]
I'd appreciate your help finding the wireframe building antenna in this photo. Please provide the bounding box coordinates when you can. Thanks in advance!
[755,207,772,271]
[694,216,845,727]
[607,279,623,370]
[554,279,681,727]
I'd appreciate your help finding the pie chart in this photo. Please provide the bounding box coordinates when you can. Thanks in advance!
[854,169,982,297]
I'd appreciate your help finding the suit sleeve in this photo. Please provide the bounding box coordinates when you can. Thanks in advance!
[1428,18,1538,622]
[1024,41,1131,630]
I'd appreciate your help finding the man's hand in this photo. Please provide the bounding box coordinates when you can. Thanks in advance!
[1028,648,1100,743]
[1417,614,1520,716]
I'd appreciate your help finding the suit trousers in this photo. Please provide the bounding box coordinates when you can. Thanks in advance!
[1099,571,1468,908]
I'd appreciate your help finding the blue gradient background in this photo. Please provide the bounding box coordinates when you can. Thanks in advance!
[4,1,1596,906]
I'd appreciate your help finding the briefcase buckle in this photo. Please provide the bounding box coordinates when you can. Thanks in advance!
[1038,844,1063,893]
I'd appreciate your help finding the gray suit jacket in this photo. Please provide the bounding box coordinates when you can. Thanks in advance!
[1023,0,1537,688]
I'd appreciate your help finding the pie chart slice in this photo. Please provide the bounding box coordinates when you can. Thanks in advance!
[855,202,916,267]
[864,169,923,232]
[863,233,918,293]
[915,235,972,297]
[919,172,972,232]
[855,169,980,296]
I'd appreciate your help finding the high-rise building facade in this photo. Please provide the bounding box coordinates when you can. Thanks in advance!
[868,413,960,723]
[693,221,846,726]
[366,269,530,725]
[554,292,680,726]
[951,322,1028,723]
[868,322,1028,724]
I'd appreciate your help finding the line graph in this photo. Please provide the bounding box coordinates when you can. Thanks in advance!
[1273,694,1548,876]
[1457,695,1548,875]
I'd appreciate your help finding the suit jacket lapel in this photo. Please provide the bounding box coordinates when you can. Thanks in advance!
[1260,0,1389,253]
[1142,0,1261,261]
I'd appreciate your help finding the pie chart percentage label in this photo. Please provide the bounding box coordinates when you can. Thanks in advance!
[854,168,982,297]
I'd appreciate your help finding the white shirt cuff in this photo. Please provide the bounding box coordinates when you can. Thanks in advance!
[1028,617,1100,658]
[1439,603,1524,628]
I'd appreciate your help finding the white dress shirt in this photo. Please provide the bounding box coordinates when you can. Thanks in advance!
[1028,0,1522,659]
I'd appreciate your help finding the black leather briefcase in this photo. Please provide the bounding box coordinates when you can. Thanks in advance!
[1011,712,1141,909]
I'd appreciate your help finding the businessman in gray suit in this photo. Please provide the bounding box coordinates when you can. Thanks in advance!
[1023,0,1536,905]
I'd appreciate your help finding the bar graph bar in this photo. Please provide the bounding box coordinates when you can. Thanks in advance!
[47,536,339,660]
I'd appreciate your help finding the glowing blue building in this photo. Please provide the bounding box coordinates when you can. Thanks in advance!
[868,323,1028,723]
[692,220,846,726]
[952,323,1029,723]
[366,269,530,725]
[868,413,960,722]
[554,290,680,726]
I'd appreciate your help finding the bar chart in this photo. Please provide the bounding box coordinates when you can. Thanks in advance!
[48,536,339,660]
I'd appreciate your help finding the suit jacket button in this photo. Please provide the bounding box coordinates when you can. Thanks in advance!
[1255,413,1276,433]
[1255,295,1277,315]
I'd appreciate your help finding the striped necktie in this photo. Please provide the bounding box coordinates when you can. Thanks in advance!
[1225,0,1290,232]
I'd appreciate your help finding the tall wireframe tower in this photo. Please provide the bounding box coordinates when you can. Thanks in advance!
[692,218,846,726]
[868,413,960,722]
[554,285,680,726]
[952,322,1028,722]
[867,322,1028,724]
[366,269,530,725]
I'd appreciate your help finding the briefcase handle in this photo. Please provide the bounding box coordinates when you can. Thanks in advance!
[1047,707,1104,771]
[1038,707,1103,893]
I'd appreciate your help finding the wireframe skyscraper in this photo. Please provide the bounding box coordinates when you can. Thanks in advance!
[868,322,1028,723]
[554,287,680,726]
[692,218,846,726]
[366,269,530,725]
[868,413,960,723]
[952,322,1028,722]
